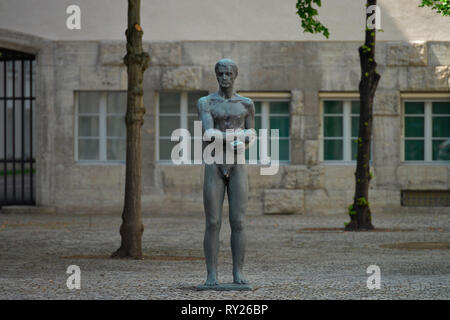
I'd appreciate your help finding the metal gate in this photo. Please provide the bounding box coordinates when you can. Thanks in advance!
[0,48,36,206]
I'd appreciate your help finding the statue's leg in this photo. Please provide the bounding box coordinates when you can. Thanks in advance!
[227,164,249,284]
[203,164,226,286]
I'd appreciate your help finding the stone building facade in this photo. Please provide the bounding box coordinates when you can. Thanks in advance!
[0,1,449,215]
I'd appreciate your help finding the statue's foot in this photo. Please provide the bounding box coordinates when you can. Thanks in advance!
[233,271,249,285]
[205,274,219,286]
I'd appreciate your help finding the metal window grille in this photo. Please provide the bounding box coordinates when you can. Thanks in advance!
[0,48,36,206]
[401,190,450,207]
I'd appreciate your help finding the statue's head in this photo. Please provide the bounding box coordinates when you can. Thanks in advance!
[215,59,238,88]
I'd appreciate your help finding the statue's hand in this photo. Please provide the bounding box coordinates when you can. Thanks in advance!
[230,140,245,152]
[242,129,257,147]
[204,128,223,141]
[234,129,246,141]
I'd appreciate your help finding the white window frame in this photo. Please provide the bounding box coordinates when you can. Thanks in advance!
[74,91,126,163]
[156,91,292,163]
[319,93,372,164]
[401,93,450,164]
[238,92,291,163]
[156,91,201,163]
[250,97,291,164]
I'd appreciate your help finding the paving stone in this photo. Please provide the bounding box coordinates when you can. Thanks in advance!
[0,211,447,299]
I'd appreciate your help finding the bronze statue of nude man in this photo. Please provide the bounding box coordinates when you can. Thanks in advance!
[197,59,256,288]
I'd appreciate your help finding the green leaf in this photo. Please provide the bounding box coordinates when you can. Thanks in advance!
[357,197,368,206]
[296,0,330,38]
[419,0,450,16]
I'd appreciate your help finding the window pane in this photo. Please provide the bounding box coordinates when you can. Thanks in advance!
[405,117,424,137]
[159,115,180,137]
[351,100,360,114]
[107,91,127,113]
[79,116,99,137]
[433,139,450,161]
[159,139,178,160]
[188,115,199,135]
[79,92,100,114]
[324,101,343,114]
[351,139,358,160]
[245,139,260,162]
[78,139,99,160]
[277,139,289,161]
[270,101,289,114]
[405,140,424,161]
[352,140,373,161]
[159,92,180,113]
[432,117,450,137]
[5,61,12,97]
[23,61,32,97]
[255,116,261,131]
[324,116,343,137]
[0,62,3,97]
[432,102,450,115]
[270,116,289,137]
[254,101,261,114]
[351,116,360,137]
[188,91,207,113]
[107,115,126,137]
[405,102,424,114]
[324,139,343,160]
[13,60,22,96]
[107,139,125,161]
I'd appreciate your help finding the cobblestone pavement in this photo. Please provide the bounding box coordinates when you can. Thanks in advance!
[0,210,449,299]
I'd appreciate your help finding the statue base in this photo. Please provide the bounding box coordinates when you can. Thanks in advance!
[196,283,255,291]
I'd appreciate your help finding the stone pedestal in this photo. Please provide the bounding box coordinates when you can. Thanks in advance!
[196,283,256,291]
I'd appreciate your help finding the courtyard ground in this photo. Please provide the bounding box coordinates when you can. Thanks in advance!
[0,210,448,299]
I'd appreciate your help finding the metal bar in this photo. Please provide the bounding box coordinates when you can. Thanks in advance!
[12,59,15,201]
[3,60,6,205]
[0,97,35,99]
[29,59,33,203]
[0,159,35,163]
[21,59,24,201]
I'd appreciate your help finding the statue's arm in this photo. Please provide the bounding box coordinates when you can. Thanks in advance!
[197,98,214,132]
[242,99,257,148]
[197,97,224,141]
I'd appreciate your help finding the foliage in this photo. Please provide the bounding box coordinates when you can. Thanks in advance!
[419,0,450,16]
[348,204,357,216]
[356,197,368,206]
[296,0,330,38]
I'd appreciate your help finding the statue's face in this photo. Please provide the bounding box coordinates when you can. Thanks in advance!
[216,64,236,88]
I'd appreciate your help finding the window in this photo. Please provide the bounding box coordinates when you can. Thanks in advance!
[403,100,450,162]
[157,91,291,162]
[249,98,290,162]
[76,91,127,162]
[157,91,207,161]
[321,99,365,162]
[402,190,450,207]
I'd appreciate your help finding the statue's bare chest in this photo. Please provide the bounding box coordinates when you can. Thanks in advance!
[210,100,247,129]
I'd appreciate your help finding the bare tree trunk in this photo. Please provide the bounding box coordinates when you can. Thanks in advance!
[112,0,149,258]
[345,0,380,231]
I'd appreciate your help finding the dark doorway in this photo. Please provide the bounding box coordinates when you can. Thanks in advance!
[0,48,36,206]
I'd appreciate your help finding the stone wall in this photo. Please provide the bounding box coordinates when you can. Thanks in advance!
[26,40,450,215]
